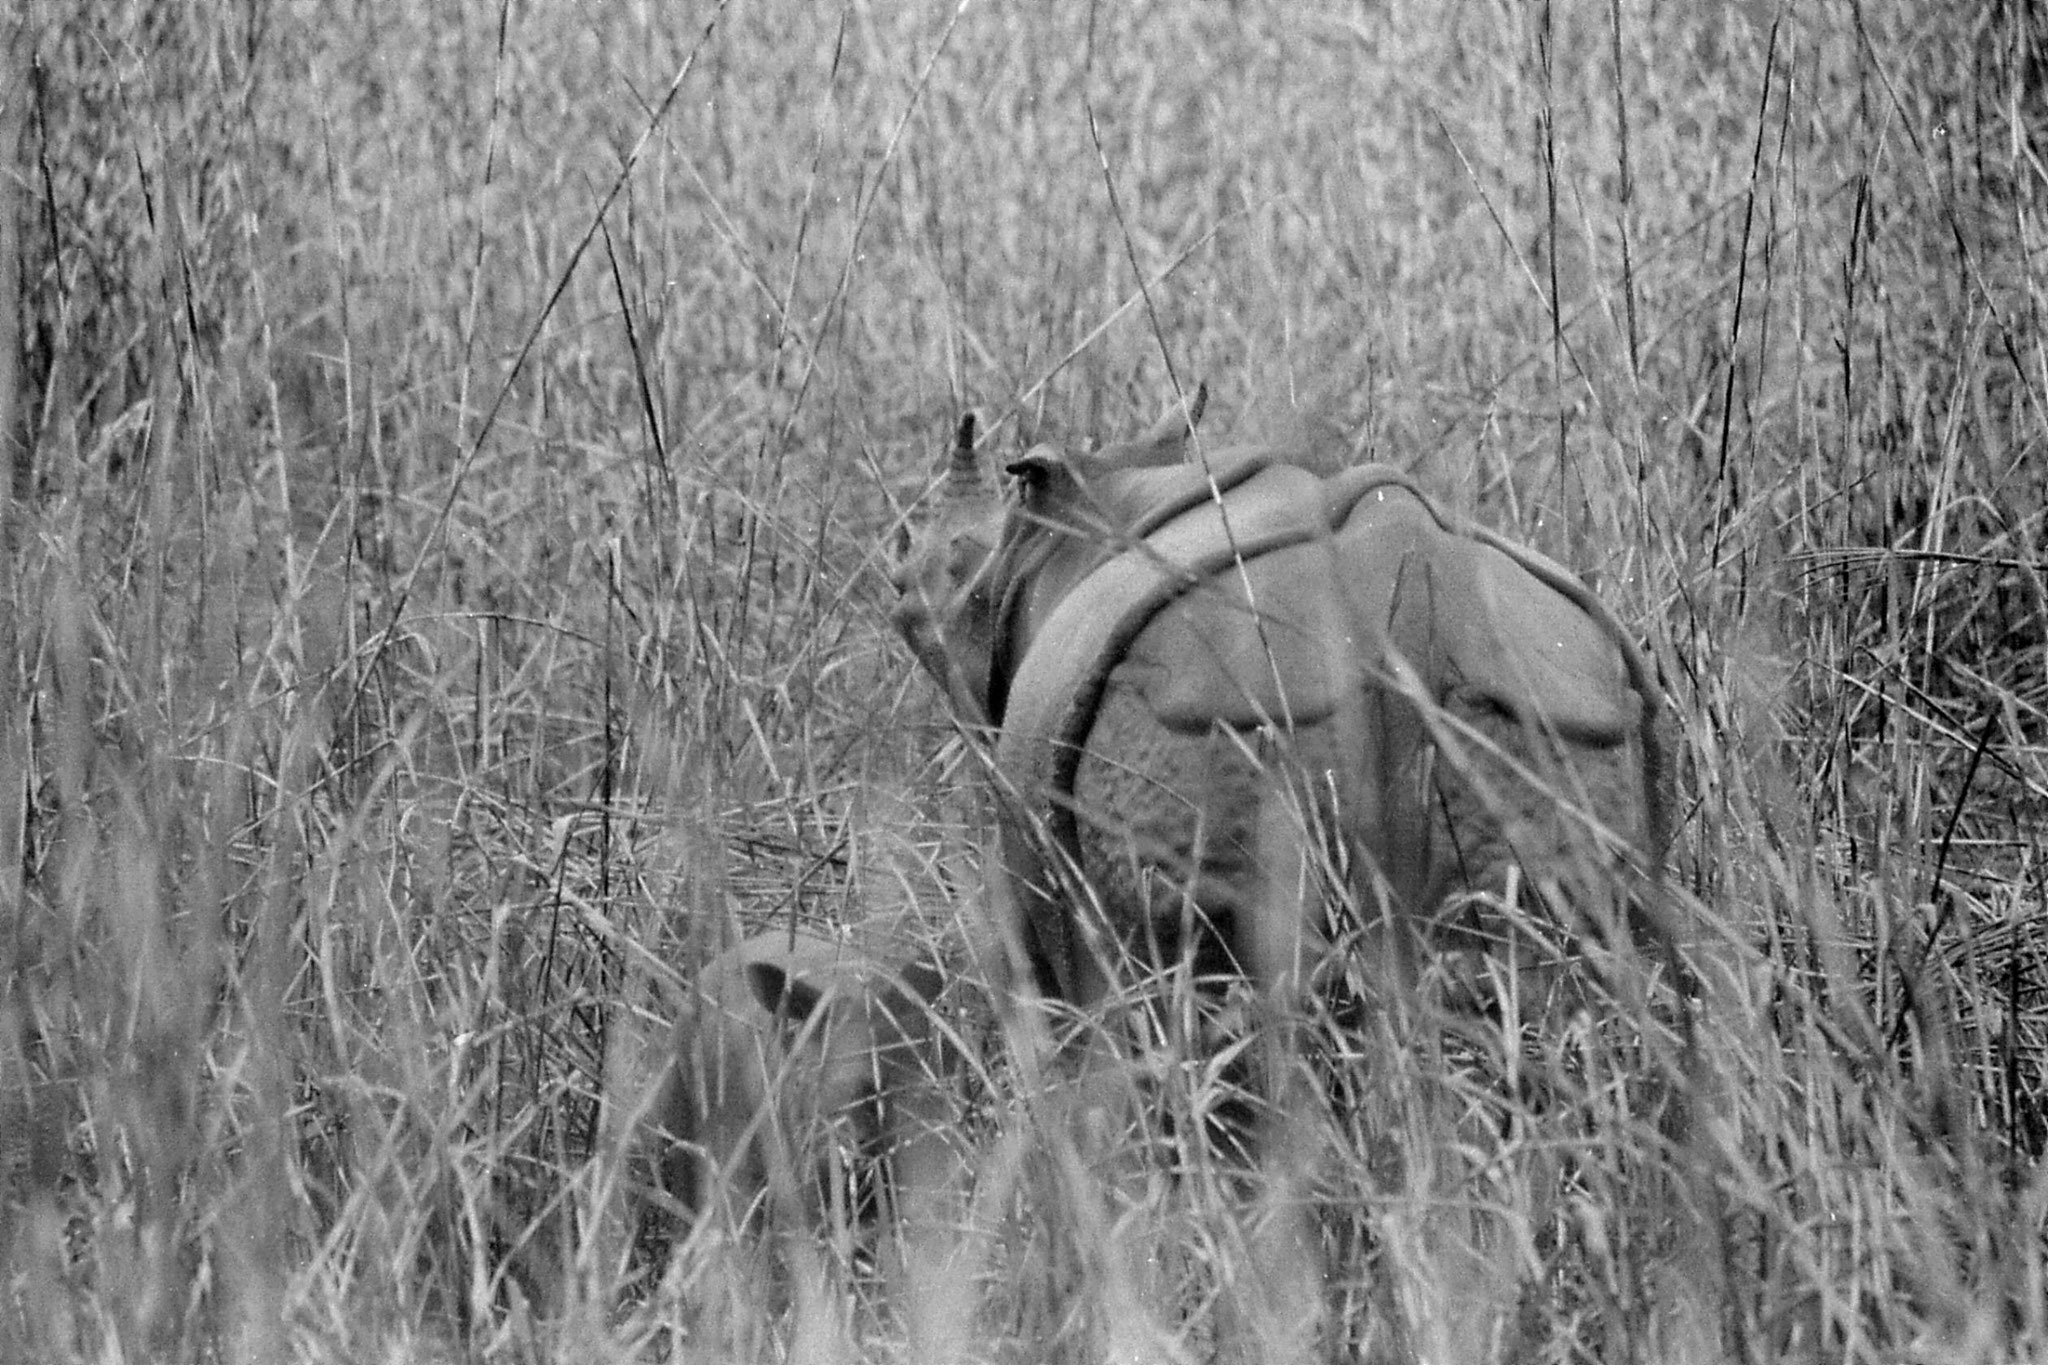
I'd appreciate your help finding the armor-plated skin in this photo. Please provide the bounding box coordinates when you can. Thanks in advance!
[891,390,1675,1361]
[894,394,1667,1008]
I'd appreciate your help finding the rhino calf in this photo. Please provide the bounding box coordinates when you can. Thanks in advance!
[633,928,977,1361]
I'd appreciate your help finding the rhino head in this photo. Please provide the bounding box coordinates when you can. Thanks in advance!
[643,931,955,1223]
[890,386,1208,727]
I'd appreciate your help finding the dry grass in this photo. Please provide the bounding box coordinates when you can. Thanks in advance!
[2,0,2043,1360]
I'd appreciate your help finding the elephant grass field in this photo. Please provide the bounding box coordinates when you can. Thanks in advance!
[3,0,2045,1361]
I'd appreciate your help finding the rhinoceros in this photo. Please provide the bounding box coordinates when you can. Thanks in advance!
[633,928,978,1362]
[890,387,1677,1358]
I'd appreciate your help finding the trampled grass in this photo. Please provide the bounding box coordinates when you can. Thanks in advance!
[2,1,2043,1361]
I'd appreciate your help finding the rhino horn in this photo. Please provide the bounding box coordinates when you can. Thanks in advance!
[945,413,983,502]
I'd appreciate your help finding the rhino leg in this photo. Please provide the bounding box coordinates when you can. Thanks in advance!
[1222,782,1334,1365]
[1065,692,1340,1361]
[1415,694,1661,1016]
[1388,695,1685,1363]
[863,976,985,1363]
[882,1107,980,1363]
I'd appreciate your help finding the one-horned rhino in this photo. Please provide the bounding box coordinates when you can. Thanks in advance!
[889,387,1677,1359]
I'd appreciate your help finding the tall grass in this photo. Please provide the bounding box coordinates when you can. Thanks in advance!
[2,0,2042,1360]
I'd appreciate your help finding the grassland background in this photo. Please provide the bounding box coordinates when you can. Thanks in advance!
[2,0,2044,1360]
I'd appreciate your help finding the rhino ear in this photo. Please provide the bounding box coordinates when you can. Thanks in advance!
[1104,381,1209,468]
[1005,445,1068,494]
[746,961,827,1024]
[1176,380,1209,438]
[1005,446,1089,519]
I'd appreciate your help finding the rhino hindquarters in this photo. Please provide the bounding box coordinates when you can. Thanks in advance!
[1412,688,1661,1023]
